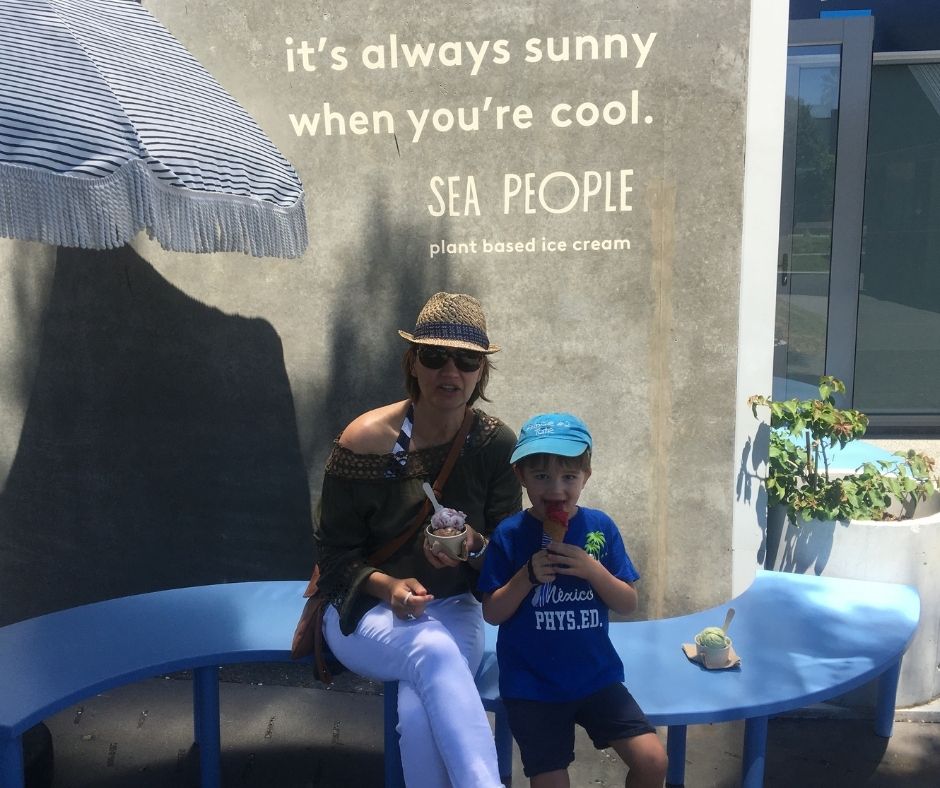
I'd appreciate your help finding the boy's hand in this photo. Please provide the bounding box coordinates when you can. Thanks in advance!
[528,548,557,584]
[547,542,602,582]
[548,542,639,615]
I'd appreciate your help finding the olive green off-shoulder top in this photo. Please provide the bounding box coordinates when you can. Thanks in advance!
[315,408,522,634]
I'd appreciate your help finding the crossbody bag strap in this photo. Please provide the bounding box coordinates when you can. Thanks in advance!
[366,406,474,567]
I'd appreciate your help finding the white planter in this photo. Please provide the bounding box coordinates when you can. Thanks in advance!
[764,494,940,708]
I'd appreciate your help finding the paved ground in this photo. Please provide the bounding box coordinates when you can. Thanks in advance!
[867,437,940,468]
[34,663,940,788]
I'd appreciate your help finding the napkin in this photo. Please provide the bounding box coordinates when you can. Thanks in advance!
[681,643,742,670]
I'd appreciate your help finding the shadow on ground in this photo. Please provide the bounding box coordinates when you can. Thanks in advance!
[41,676,940,788]
[44,678,384,788]
[764,717,939,788]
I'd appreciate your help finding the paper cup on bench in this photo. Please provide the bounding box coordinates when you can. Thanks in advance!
[695,633,732,668]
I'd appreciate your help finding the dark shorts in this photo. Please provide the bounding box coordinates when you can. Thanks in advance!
[504,683,656,778]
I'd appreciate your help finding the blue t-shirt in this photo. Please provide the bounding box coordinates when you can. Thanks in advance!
[477,506,639,702]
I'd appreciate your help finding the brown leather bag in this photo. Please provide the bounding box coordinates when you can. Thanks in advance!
[290,407,474,684]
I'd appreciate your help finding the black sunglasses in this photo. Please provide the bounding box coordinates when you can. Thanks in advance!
[416,345,484,372]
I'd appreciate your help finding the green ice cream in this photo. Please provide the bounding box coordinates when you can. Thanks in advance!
[697,626,728,649]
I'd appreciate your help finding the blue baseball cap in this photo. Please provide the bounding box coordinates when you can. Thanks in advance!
[510,412,593,464]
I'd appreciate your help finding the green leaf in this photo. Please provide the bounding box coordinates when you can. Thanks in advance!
[750,376,940,523]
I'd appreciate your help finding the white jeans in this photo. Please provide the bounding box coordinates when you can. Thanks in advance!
[323,593,502,788]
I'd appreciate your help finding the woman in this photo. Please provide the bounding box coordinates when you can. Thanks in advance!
[317,292,522,788]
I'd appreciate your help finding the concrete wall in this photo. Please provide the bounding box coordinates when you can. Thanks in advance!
[0,1,785,624]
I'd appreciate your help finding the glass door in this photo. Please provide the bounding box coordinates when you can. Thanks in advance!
[854,58,940,422]
[774,17,873,403]
[774,45,841,397]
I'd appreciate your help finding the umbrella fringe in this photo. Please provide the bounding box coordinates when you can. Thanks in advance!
[0,160,308,259]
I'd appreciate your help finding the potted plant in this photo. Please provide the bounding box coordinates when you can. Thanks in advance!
[748,376,937,525]
[749,375,940,707]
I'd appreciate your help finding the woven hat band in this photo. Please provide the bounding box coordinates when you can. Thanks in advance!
[412,321,490,348]
[399,292,500,352]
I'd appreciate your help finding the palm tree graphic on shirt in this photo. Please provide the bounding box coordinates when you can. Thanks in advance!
[584,531,606,560]
[531,530,607,608]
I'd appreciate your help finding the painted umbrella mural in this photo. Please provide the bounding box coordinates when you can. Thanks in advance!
[0,0,307,258]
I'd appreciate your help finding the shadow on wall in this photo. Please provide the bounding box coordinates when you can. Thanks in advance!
[0,245,313,625]
[305,189,456,471]
[737,420,770,565]
[764,507,835,576]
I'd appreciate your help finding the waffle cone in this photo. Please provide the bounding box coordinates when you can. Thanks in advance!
[543,518,567,542]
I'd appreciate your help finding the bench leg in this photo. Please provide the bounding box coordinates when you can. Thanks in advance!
[665,725,687,786]
[874,658,902,738]
[0,735,25,788]
[383,682,406,788]
[742,715,768,788]
[493,703,513,786]
[193,666,221,788]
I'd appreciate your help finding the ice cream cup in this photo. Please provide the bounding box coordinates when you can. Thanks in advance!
[425,523,468,561]
[695,633,732,668]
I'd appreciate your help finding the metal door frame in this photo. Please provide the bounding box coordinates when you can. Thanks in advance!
[785,16,873,404]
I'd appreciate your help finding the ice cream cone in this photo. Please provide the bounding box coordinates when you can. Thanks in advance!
[543,518,567,542]
[543,502,569,542]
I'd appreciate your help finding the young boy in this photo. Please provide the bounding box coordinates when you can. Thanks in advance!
[478,412,667,788]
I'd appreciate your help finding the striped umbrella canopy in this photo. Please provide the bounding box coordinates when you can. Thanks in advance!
[0,0,307,258]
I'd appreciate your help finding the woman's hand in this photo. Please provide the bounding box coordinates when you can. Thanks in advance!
[365,573,434,619]
[390,578,434,620]
[423,524,484,568]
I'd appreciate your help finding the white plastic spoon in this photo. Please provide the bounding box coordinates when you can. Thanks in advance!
[422,482,444,513]
[720,607,735,635]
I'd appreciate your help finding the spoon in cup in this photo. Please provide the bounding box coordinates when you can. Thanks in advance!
[422,482,444,514]
[720,607,735,636]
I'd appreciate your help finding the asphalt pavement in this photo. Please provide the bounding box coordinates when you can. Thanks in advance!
[35,663,940,788]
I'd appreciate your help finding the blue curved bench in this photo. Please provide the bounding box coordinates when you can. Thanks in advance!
[0,572,919,788]
[0,581,310,788]
[386,570,920,788]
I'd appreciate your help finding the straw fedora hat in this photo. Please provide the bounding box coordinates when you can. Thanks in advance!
[398,292,500,353]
